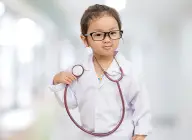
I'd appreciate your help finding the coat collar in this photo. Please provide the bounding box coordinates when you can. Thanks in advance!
[81,52,131,76]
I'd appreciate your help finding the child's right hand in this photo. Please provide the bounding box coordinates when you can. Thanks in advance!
[53,71,77,85]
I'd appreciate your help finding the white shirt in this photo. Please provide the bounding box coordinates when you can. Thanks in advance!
[49,52,152,140]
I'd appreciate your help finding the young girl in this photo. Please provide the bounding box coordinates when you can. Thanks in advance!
[49,4,152,140]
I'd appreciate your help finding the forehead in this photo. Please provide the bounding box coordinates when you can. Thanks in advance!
[88,15,119,32]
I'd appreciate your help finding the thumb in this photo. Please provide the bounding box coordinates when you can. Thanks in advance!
[132,136,137,140]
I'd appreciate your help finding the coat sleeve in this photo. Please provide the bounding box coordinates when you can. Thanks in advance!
[129,70,152,136]
[49,82,78,109]
[49,65,78,109]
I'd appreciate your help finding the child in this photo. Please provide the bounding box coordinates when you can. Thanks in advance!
[49,4,152,140]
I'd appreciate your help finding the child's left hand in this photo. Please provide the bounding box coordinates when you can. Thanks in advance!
[132,135,146,140]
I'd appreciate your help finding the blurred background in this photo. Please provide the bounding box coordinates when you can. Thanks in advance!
[0,0,191,140]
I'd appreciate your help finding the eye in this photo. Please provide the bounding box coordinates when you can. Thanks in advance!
[110,31,118,35]
[94,33,103,37]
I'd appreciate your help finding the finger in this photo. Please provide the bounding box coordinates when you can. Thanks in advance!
[64,77,72,84]
[67,75,76,81]
[134,137,143,140]
[62,78,70,84]
[69,73,77,80]
[132,136,137,140]
[65,80,71,85]
[64,72,76,80]
[72,74,77,80]
[135,138,141,140]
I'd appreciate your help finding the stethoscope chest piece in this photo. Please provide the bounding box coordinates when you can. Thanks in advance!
[72,65,84,77]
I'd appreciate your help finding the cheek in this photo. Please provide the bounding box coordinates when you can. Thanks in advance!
[87,38,102,48]
[86,37,94,46]
[91,42,103,51]
[113,40,120,48]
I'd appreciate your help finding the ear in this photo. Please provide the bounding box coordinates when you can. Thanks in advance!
[80,35,89,47]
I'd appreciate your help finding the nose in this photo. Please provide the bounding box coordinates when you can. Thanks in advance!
[103,33,111,42]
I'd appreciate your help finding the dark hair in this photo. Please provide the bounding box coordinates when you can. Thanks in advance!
[80,4,122,35]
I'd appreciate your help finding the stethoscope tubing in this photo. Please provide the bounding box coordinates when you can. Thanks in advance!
[63,58,128,137]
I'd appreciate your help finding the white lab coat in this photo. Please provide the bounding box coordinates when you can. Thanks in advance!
[49,52,152,140]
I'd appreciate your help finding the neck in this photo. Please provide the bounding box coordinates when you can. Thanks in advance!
[93,53,114,63]
[93,53,114,71]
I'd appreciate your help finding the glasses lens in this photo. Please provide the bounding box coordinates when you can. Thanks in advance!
[109,30,122,39]
[92,32,105,41]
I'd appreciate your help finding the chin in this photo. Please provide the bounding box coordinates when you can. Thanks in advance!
[102,51,115,56]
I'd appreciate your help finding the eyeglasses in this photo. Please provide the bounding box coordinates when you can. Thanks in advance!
[84,30,123,41]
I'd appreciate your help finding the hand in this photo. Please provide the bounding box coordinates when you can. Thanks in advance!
[132,135,146,140]
[53,71,77,85]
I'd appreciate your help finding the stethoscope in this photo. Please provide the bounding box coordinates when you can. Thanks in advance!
[63,56,128,137]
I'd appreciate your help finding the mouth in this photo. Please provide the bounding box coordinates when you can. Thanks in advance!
[103,46,112,50]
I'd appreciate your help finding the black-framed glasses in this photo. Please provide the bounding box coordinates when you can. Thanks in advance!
[84,30,123,41]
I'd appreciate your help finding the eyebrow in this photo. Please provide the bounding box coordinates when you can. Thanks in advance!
[92,27,119,32]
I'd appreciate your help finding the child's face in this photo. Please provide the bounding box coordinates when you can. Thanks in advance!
[82,15,121,56]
